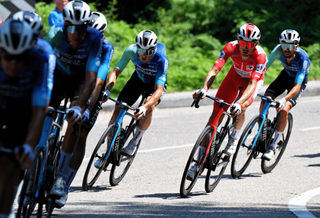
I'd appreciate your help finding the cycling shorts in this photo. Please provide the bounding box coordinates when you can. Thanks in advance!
[266,69,308,107]
[0,97,32,163]
[49,69,86,109]
[117,71,167,106]
[82,80,106,132]
[214,68,263,111]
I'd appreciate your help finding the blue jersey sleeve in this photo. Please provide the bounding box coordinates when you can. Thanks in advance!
[86,32,103,73]
[32,55,49,108]
[48,9,63,26]
[97,39,114,81]
[295,58,309,84]
[155,56,169,87]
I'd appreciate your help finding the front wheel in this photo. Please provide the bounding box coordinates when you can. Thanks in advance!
[17,147,44,218]
[110,113,140,186]
[205,120,233,193]
[180,126,213,198]
[231,116,262,179]
[261,113,293,173]
[82,124,117,191]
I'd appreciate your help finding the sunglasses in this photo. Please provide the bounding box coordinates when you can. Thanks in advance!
[239,40,257,49]
[66,25,88,34]
[1,54,25,62]
[137,48,154,56]
[281,43,297,50]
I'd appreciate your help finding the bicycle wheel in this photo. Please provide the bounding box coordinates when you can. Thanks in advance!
[82,124,117,191]
[45,143,61,218]
[261,113,293,173]
[17,147,44,218]
[231,115,262,179]
[180,126,213,198]
[205,116,233,193]
[110,113,139,186]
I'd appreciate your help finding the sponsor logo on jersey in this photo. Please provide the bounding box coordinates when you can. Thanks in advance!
[232,54,239,57]
[246,65,254,71]
[249,59,254,62]
[256,64,264,72]
[218,51,225,60]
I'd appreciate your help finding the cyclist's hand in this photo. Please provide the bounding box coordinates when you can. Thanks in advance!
[193,88,207,100]
[14,144,34,170]
[134,106,146,120]
[276,97,286,112]
[67,105,82,125]
[82,108,90,122]
[102,90,110,103]
[230,102,241,116]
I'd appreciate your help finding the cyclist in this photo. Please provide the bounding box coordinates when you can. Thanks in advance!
[12,11,56,107]
[189,23,267,179]
[260,29,310,160]
[45,0,102,205]
[0,19,48,218]
[57,12,114,208]
[97,29,169,159]
[48,0,69,26]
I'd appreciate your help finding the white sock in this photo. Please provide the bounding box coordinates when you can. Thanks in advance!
[270,130,283,150]
[230,128,240,139]
[133,127,146,143]
[196,146,206,162]
[65,167,77,192]
[57,151,72,178]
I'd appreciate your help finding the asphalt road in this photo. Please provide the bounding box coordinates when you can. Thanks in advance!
[13,95,320,217]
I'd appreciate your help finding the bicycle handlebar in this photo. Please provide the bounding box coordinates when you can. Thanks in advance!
[257,94,280,108]
[47,106,67,115]
[191,94,232,108]
[109,97,138,112]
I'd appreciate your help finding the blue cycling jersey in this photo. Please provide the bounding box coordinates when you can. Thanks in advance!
[97,38,114,81]
[48,8,64,27]
[35,38,56,101]
[266,44,311,84]
[116,43,169,86]
[45,23,102,76]
[0,48,49,108]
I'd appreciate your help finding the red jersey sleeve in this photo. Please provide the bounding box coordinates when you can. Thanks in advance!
[213,42,234,71]
[250,47,267,82]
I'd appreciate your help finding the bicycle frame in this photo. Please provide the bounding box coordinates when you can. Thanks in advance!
[243,95,275,151]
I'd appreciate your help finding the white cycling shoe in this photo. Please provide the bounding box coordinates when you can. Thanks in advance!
[187,164,198,180]
[263,148,275,161]
[121,140,137,156]
[224,137,238,155]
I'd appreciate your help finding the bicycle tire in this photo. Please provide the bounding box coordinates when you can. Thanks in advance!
[205,121,233,193]
[17,147,44,218]
[110,113,140,186]
[82,124,117,191]
[45,144,61,218]
[261,113,293,173]
[180,126,213,198]
[231,115,262,179]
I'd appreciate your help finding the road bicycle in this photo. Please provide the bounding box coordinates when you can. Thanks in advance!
[180,94,236,198]
[231,94,293,179]
[82,95,146,190]
[17,98,69,218]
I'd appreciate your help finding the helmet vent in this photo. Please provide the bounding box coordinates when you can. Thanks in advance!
[82,11,87,20]
[4,34,9,48]
[288,33,292,40]
[99,24,106,32]
[68,10,73,20]
[21,36,27,48]
[247,30,251,38]
[75,9,81,21]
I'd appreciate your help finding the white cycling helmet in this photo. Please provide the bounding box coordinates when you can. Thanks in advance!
[90,12,107,34]
[237,23,261,42]
[12,11,43,38]
[279,29,300,44]
[0,19,35,55]
[135,30,158,50]
[63,1,92,25]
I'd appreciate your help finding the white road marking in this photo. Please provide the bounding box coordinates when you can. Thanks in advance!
[288,187,320,218]
[138,144,194,153]
[300,126,320,131]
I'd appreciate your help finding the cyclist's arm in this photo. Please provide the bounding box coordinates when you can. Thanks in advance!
[88,77,104,111]
[142,84,164,112]
[283,83,301,103]
[237,80,257,106]
[266,45,282,70]
[74,70,97,108]
[202,66,220,90]
[105,68,122,92]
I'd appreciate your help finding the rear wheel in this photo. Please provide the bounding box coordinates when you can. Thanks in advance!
[205,116,233,193]
[82,124,117,191]
[261,113,293,173]
[231,116,262,179]
[180,126,213,197]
